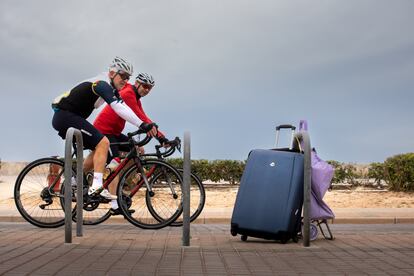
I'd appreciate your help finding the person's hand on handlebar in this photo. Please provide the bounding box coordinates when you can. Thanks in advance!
[139,122,158,137]
[157,136,171,148]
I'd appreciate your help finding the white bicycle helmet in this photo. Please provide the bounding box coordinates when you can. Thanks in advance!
[136,73,155,86]
[109,56,133,76]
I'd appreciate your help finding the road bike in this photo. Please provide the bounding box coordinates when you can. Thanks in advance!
[14,127,184,229]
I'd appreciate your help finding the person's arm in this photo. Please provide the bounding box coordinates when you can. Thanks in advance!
[136,99,166,138]
[122,90,165,138]
[122,90,153,123]
[92,81,142,127]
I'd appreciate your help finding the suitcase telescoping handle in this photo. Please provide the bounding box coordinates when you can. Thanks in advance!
[275,124,296,131]
[275,124,296,149]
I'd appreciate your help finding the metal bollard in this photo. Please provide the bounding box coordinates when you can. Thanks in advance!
[182,132,191,246]
[64,127,84,243]
[293,131,311,247]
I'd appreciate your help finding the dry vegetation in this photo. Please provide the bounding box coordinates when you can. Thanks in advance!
[204,187,414,208]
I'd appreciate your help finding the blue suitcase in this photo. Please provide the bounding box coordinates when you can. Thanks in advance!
[231,130,304,243]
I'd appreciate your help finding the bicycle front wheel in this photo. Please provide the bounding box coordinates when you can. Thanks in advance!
[118,159,183,229]
[169,169,205,226]
[14,158,69,228]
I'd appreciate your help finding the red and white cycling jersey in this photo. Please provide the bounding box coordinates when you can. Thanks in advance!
[94,83,164,137]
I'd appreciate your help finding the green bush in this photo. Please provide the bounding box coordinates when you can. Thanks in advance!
[167,153,414,191]
[383,153,414,192]
[192,159,211,181]
[367,162,386,186]
[327,160,357,185]
[166,158,246,184]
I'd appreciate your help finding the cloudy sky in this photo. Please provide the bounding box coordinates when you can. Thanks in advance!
[1,0,413,163]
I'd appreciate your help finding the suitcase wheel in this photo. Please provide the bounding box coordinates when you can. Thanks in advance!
[230,229,237,236]
[280,235,289,244]
[241,235,247,242]
[310,223,318,241]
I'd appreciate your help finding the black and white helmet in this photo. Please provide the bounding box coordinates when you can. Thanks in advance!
[109,56,133,75]
[136,73,155,86]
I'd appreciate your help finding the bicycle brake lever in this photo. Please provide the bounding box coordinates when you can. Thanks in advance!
[176,139,182,153]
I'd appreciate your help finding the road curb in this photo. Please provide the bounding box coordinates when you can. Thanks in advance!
[2,216,414,224]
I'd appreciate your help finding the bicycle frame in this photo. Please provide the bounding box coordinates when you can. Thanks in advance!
[102,149,155,197]
[102,139,178,199]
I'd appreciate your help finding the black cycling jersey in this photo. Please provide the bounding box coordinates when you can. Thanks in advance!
[52,74,121,119]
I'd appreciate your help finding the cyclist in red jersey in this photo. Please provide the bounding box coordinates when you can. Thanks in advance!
[94,73,169,214]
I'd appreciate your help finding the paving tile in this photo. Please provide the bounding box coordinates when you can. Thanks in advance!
[0,223,414,275]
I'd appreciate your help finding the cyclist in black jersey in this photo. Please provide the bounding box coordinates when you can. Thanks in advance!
[52,57,154,200]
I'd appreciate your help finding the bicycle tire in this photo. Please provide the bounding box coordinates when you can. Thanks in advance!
[168,169,205,227]
[117,159,183,229]
[14,158,70,228]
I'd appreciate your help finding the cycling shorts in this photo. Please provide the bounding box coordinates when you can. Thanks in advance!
[106,134,130,163]
[52,110,104,150]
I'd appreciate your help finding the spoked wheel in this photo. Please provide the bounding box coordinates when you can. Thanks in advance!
[169,169,205,227]
[69,172,112,225]
[310,223,319,241]
[118,159,183,229]
[14,158,71,228]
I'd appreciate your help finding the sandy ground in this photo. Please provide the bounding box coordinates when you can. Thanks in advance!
[204,187,414,208]
[1,174,414,209]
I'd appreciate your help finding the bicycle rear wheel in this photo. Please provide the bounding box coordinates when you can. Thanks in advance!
[118,159,183,229]
[167,169,205,227]
[14,158,69,228]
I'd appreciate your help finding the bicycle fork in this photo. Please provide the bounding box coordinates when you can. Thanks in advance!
[161,166,179,199]
[135,160,154,197]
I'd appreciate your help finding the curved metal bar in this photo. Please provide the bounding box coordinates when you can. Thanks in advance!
[292,131,311,247]
[64,127,84,244]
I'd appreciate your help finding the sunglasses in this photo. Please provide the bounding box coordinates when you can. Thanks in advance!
[117,72,130,81]
[142,84,153,90]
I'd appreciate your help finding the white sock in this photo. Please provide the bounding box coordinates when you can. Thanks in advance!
[92,172,103,189]
[111,200,119,209]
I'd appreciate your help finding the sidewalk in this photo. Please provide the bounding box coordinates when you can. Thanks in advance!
[1,203,414,224]
[193,207,414,224]
[0,223,413,275]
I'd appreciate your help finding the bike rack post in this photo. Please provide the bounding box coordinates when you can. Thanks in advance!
[64,127,84,244]
[182,131,191,246]
[292,131,311,247]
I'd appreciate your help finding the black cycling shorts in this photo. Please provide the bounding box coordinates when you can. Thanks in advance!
[106,134,130,163]
[52,110,104,150]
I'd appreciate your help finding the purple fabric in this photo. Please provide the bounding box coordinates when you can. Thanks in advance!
[300,120,335,220]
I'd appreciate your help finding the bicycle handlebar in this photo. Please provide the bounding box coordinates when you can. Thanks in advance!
[157,137,181,157]
[141,136,181,158]
[111,123,158,148]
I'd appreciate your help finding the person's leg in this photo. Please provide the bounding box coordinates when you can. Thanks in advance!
[105,135,121,209]
[83,151,94,172]
[93,136,109,174]
[52,110,116,199]
[106,134,130,211]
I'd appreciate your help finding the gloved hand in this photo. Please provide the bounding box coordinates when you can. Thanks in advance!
[157,136,169,146]
[139,122,158,136]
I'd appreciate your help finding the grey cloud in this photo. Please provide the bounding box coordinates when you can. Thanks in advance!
[1,0,413,162]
